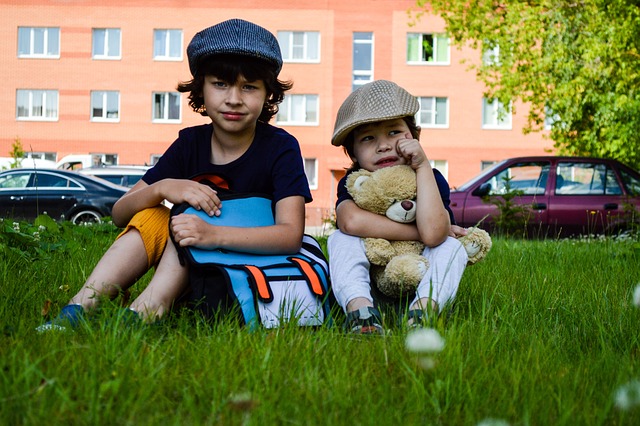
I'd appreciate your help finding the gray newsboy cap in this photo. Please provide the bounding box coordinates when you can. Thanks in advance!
[187,19,283,77]
[331,80,419,147]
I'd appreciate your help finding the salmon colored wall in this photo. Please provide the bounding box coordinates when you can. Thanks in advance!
[0,0,553,227]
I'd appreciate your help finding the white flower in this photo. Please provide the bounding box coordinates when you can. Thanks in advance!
[38,225,46,232]
[614,380,640,411]
[633,285,640,308]
[405,328,445,354]
[32,231,40,241]
[13,222,20,231]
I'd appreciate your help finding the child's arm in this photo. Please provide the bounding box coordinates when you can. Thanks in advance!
[336,199,422,241]
[111,179,222,227]
[397,133,450,246]
[171,195,306,254]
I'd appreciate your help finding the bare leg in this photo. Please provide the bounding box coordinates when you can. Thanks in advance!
[129,239,188,322]
[69,229,149,310]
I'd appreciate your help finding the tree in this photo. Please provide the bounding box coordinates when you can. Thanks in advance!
[415,0,640,170]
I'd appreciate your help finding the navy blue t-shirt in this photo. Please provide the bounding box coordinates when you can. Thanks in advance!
[335,167,455,226]
[143,122,312,203]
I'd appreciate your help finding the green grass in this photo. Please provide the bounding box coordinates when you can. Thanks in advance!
[2,219,640,425]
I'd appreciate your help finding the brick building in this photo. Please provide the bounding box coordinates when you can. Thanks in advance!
[0,0,554,226]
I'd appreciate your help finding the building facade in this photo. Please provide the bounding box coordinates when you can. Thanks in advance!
[1,0,554,226]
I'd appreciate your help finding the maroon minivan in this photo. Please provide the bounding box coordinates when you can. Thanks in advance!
[449,156,640,237]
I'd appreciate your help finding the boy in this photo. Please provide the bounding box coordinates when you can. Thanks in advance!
[328,80,468,334]
[38,19,311,330]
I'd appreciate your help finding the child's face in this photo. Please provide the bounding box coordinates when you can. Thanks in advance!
[351,118,411,171]
[202,74,268,135]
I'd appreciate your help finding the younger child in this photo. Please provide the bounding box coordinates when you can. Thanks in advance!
[328,80,468,334]
[38,19,311,331]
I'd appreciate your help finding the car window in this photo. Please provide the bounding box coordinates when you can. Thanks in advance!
[0,172,31,189]
[620,169,640,196]
[486,162,549,195]
[31,173,72,188]
[556,162,621,195]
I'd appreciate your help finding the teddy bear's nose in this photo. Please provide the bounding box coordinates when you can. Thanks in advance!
[401,200,414,211]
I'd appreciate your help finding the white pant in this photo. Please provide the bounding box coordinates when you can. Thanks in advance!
[327,230,468,312]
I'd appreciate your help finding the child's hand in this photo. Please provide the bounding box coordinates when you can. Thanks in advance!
[397,132,428,169]
[170,214,215,248]
[161,179,222,217]
[449,225,468,238]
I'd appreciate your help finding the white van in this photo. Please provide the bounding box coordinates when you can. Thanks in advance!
[77,165,149,188]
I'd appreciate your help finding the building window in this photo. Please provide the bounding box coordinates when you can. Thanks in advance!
[276,94,319,125]
[482,43,500,66]
[17,27,60,58]
[304,158,318,190]
[24,152,57,162]
[352,32,374,90]
[92,28,121,59]
[152,92,181,122]
[153,29,182,60]
[16,89,58,121]
[278,31,320,62]
[150,154,162,165]
[91,91,120,121]
[482,98,512,130]
[407,33,450,64]
[417,97,448,128]
[481,160,498,170]
[430,160,448,180]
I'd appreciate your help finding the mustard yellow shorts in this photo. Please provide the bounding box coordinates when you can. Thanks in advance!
[117,205,171,269]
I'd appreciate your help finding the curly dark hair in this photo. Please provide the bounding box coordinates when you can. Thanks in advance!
[342,116,421,171]
[177,54,292,123]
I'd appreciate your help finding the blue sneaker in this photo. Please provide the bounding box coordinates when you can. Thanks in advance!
[36,304,85,332]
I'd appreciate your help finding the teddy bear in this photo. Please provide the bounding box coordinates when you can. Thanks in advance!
[346,165,492,299]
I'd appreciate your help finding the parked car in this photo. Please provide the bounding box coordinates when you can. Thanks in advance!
[0,168,128,224]
[77,165,149,188]
[449,156,640,238]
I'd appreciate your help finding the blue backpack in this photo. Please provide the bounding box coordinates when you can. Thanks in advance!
[171,193,332,329]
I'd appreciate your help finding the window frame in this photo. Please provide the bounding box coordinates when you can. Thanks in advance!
[482,98,512,130]
[276,94,319,126]
[417,96,449,128]
[406,33,450,65]
[152,91,181,123]
[91,90,120,122]
[304,158,318,190]
[153,29,183,61]
[92,28,122,60]
[17,26,60,58]
[278,31,321,63]
[16,89,59,121]
[352,32,374,91]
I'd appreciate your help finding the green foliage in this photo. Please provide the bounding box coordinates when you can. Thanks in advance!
[5,137,25,170]
[1,223,640,424]
[417,0,640,170]
[482,176,531,238]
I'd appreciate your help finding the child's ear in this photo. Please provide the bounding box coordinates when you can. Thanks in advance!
[415,126,422,139]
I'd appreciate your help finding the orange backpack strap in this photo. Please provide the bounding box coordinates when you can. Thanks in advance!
[289,257,326,298]
[244,265,274,303]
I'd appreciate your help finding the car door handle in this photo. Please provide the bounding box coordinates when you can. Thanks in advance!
[532,203,546,210]
[604,203,618,210]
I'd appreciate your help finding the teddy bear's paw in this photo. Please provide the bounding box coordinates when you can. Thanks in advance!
[377,254,430,298]
[363,238,395,265]
[459,227,492,265]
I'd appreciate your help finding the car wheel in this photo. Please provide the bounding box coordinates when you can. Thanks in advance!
[70,210,103,225]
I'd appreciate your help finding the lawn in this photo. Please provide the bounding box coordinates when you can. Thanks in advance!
[1,217,640,425]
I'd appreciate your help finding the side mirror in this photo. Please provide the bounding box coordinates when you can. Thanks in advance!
[472,183,491,197]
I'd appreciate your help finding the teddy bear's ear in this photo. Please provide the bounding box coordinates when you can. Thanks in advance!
[353,175,370,192]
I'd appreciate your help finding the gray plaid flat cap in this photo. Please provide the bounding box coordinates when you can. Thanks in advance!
[331,80,419,147]
[187,19,283,76]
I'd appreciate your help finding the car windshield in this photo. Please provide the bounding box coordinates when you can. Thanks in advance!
[453,159,509,191]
